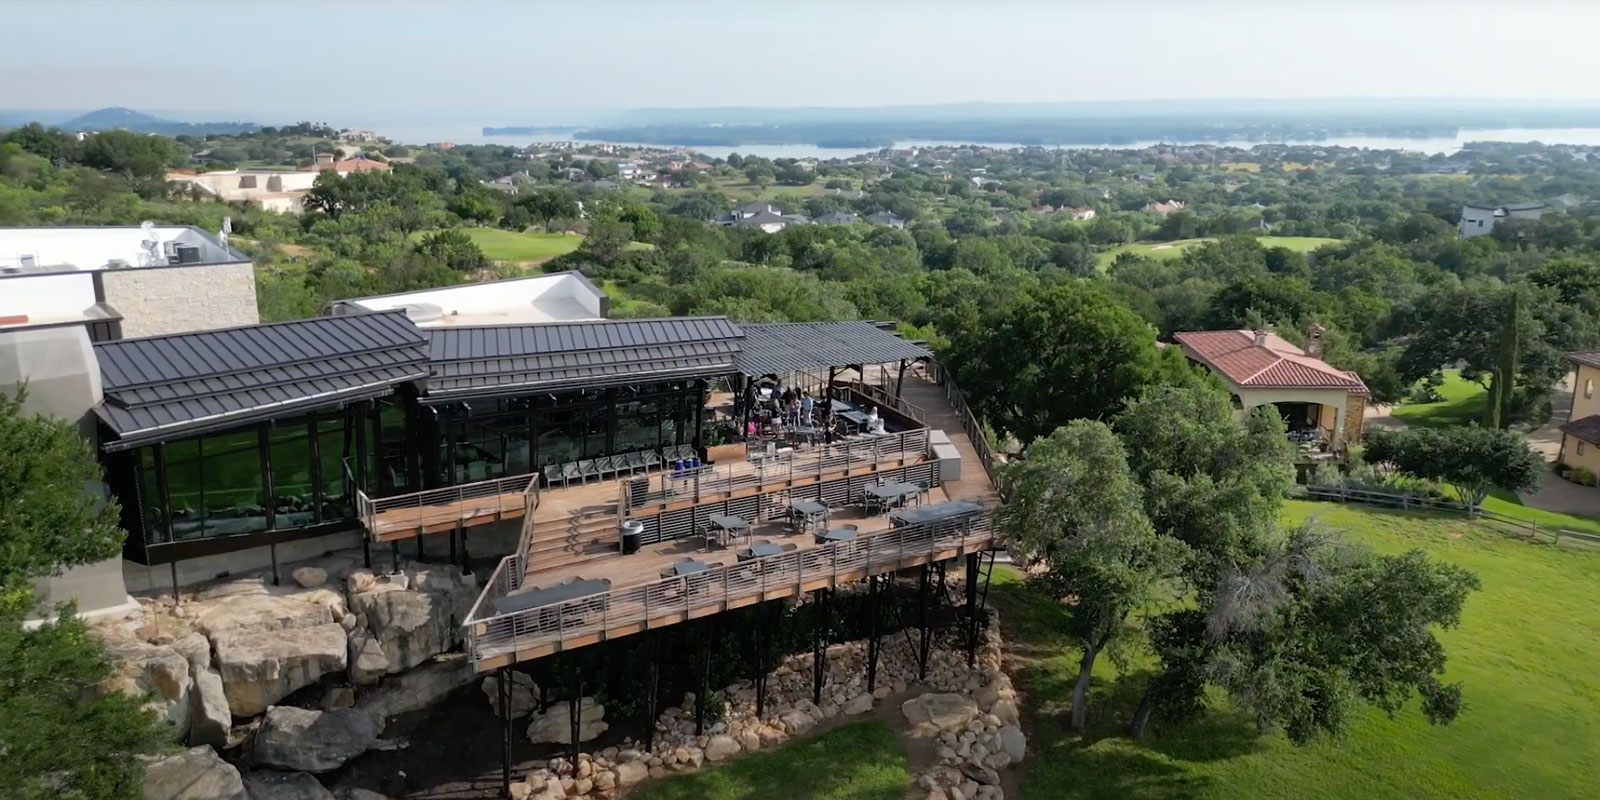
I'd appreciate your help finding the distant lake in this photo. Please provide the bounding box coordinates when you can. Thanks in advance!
[379,126,1600,158]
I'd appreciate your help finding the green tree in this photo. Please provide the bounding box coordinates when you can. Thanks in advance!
[579,219,634,264]
[998,421,1180,729]
[414,228,490,272]
[1484,289,1520,429]
[0,390,168,798]
[1363,426,1544,508]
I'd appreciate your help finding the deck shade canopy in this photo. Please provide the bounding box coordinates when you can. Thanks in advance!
[423,316,743,402]
[734,321,931,377]
[95,311,429,450]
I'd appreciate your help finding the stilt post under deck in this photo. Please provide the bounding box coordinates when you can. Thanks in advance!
[896,359,908,399]
[965,552,980,667]
[646,633,660,752]
[755,603,770,717]
[269,543,279,586]
[449,523,458,568]
[362,536,371,570]
[460,527,472,577]
[917,563,932,681]
[499,669,513,799]
[812,587,829,705]
[694,625,709,735]
[390,541,401,574]
[866,574,882,693]
[569,656,582,765]
[416,530,424,562]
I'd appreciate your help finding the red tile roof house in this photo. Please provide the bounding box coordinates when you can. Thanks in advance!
[1174,327,1370,460]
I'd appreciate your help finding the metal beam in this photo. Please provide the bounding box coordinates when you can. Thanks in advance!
[917,563,932,681]
[812,587,829,705]
[965,552,980,667]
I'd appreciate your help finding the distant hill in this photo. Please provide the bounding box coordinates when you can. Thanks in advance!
[56,107,260,136]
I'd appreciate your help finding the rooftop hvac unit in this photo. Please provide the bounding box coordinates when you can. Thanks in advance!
[105,259,130,269]
[174,244,202,264]
[19,254,36,268]
[398,302,444,323]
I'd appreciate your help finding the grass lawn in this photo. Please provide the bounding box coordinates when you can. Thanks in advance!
[447,228,584,262]
[990,500,1600,800]
[704,176,823,202]
[1097,236,1341,268]
[629,721,909,800]
[1391,369,1488,428]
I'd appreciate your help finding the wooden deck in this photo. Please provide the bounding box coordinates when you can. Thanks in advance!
[462,370,1004,671]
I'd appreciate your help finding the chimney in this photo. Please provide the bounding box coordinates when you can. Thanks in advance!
[1305,324,1326,359]
[1253,330,1268,347]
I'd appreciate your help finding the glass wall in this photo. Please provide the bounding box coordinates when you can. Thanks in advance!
[130,401,395,546]
[437,380,707,484]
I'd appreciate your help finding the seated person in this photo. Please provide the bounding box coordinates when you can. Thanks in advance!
[866,406,886,434]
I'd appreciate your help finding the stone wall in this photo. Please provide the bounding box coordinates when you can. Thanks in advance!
[1343,392,1367,450]
[102,262,258,338]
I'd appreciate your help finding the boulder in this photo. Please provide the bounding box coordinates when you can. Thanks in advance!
[613,760,647,786]
[242,770,335,800]
[989,698,1019,728]
[482,670,540,718]
[322,686,356,710]
[777,708,815,736]
[103,637,192,740]
[704,734,741,762]
[194,590,343,638]
[842,692,874,716]
[738,728,762,753]
[348,630,389,686]
[347,568,476,675]
[292,567,329,589]
[960,762,1001,786]
[998,725,1026,762]
[142,745,248,800]
[347,569,379,595]
[526,697,608,744]
[189,666,233,748]
[902,693,979,731]
[213,623,349,716]
[357,655,475,733]
[247,706,380,773]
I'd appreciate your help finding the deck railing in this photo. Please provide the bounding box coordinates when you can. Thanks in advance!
[626,428,930,513]
[463,509,993,667]
[923,360,1002,488]
[835,379,927,425]
[355,473,539,540]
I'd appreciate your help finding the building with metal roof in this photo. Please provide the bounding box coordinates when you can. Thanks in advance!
[736,320,931,377]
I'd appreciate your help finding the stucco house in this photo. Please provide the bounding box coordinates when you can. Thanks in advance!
[1558,351,1600,475]
[1174,327,1369,458]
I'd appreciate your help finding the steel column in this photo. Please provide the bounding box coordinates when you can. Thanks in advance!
[866,575,882,693]
[695,625,709,735]
[812,587,829,705]
[269,543,279,586]
[569,656,582,764]
[965,552,980,667]
[391,541,401,574]
[460,526,472,576]
[755,603,769,716]
[917,563,932,681]
[646,633,660,753]
[499,669,513,799]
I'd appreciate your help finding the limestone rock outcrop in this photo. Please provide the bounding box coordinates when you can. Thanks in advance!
[247,706,380,773]
[142,745,249,800]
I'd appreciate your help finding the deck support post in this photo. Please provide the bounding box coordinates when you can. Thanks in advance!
[169,561,179,603]
[416,531,424,562]
[499,668,513,799]
[269,543,280,586]
[695,622,712,735]
[917,563,932,681]
[755,603,770,717]
[645,633,660,753]
[362,536,371,570]
[812,587,829,705]
[390,541,401,574]
[449,523,458,569]
[896,359,908,399]
[965,552,980,667]
[866,574,882,693]
[569,656,582,765]
[460,526,472,577]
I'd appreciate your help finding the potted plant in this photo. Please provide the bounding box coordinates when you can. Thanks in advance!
[704,422,747,464]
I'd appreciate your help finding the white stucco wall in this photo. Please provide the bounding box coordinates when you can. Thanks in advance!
[1234,387,1354,448]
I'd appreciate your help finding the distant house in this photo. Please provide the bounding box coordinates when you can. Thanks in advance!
[715,202,808,232]
[1174,327,1369,459]
[814,211,860,225]
[299,153,391,173]
[1458,202,1545,238]
[1143,199,1186,215]
[970,175,1001,189]
[717,201,782,225]
[1029,204,1056,214]
[339,128,378,143]
[591,179,621,190]
[866,211,906,229]
[1248,218,1272,232]
[1066,206,1096,220]
[1559,350,1600,478]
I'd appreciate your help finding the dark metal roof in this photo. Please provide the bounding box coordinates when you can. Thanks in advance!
[423,317,742,402]
[1561,414,1600,445]
[736,321,931,377]
[95,311,428,449]
[1569,350,1600,370]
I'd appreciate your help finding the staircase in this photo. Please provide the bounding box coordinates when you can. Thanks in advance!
[523,501,622,577]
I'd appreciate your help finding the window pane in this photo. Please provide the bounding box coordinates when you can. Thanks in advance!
[536,407,582,468]
[376,400,409,492]
[269,422,317,528]
[164,439,204,540]
[614,397,660,455]
[139,447,168,544]
[200,428,267,535]
[319,416,354,521]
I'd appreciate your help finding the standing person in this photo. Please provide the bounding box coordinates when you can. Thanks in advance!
[801,393,814,425]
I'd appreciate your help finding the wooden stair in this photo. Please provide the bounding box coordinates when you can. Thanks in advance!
[524,502,622,577]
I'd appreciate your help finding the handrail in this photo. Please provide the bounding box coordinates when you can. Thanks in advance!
[836,380,927,425]
[636,428,929,508]
[359,473,539,540]
[924,359,1003,489]
[462,509,995,666]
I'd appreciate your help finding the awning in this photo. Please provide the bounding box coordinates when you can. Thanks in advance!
[734,321,930,377]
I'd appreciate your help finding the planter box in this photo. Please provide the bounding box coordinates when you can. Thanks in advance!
[706,443,747,464]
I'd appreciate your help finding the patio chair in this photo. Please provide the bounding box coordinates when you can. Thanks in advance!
[544,464,565,488]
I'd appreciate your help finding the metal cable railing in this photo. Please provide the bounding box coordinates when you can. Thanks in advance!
[357,473,539,540]
[463,509,994,666]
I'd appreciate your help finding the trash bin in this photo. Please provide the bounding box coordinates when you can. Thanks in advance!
[620,519,644,555]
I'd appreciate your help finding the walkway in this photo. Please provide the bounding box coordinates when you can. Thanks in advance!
[898,368,1002,506]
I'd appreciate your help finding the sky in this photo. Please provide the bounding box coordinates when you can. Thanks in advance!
[5,0,1600,127]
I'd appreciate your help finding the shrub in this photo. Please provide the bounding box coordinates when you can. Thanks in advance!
[1571,466,1596,487]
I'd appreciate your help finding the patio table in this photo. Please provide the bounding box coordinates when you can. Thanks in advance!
[496,578,611,615]
[663,559,709,577]
[863,481,922,514]
[889,499,986,527]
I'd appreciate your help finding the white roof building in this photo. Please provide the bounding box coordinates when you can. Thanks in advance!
[329,271,609,327]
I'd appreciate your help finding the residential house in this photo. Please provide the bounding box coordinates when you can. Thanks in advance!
[339,128,378,143]
[1143,199,1186,215]
[866,211,906,229]
[1557,350,1600,476]
[168,169,324,214]
[1173,326,1369,459]
[733,210,810,233]
[716,201,790,226]
[1248,218,1272,232]
[1066,206,1096,220]
[1458,202,1546,238]
[299,153,392,174]
[970,176,1001,189]
[814,211,860,225]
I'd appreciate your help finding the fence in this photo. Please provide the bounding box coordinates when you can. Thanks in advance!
[836,377,927,425]
[463,509,994,668]
[923,360,1003,488]
[355,473,539,540]
[1303,484,1600,547]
